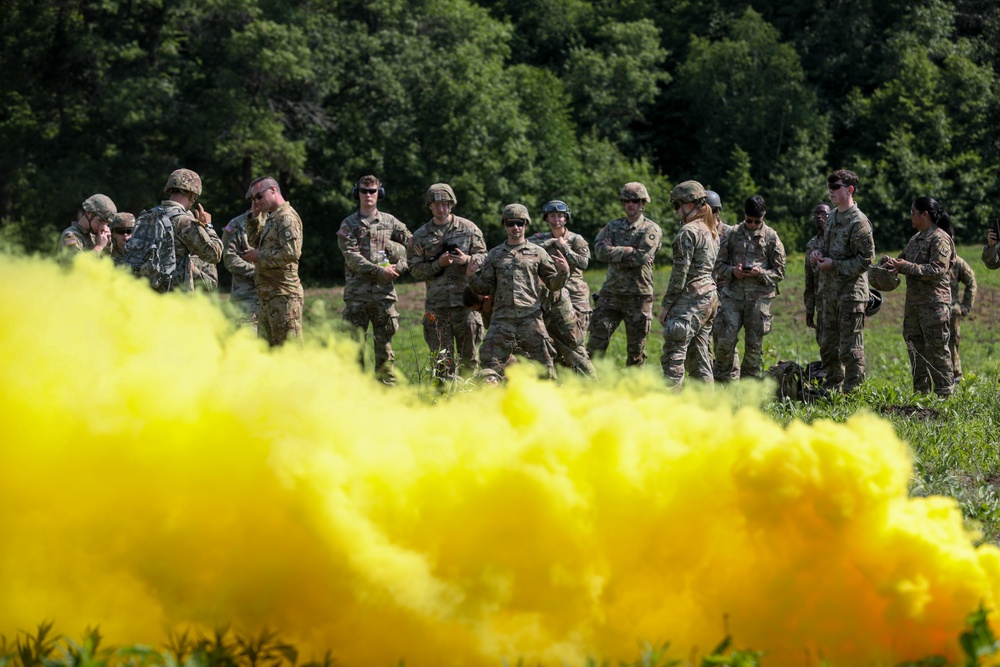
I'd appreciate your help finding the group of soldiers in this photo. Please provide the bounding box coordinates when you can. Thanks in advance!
[59,168,986,395]
[59,169,305,347]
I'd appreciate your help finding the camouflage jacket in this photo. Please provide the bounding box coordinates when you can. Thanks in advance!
[661,219,718,310]
[222,211,259,305]
[593,214,662,297]
[950,255,976,316]
[803,234,824,316]
[818,204,875,303]
[337,210,412,303]
[982,243,1000,270]
[897,224,954,305]
[160,200,223,292]
[190,256,219,292]
[713,219,734,289]
[248,201,304,300]
[715,221,786,301]
[408,215,487,309]
[529,230,591,313]
[58,222,107,256]
[470,240,568,320]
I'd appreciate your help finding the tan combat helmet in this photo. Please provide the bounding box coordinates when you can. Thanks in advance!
[620,182,651,203]
[163,168,203,196]
[81,194,118,222]
[501,203,530,224]
[425,183,457,206]
[669,180,707,205]
[110,212,135,231]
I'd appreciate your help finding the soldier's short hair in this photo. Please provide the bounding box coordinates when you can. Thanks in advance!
[828,169,859,189]
[357,174,381,188]
[744,195,766,218]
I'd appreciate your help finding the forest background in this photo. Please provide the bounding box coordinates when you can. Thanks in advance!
[2,0,999,282]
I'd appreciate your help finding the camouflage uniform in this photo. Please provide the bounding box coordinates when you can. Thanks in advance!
[817,205,876,392]
[408,215,487,377]
[157,200,224,292]
[58,222,106,256]
[711,219,739,380]
[897,225,955,395]
[804,233,824,344]
[713,221,786,379]
[529,230,593,331]
[983,243,1000,270]
[109,212,134,266]
[248,201,304,346]
[470,240,567,378]
[949,255,976,380]
[337,210,412,381]
[222,211,260,331]
[659,220,719,386]
[588,215,662,366]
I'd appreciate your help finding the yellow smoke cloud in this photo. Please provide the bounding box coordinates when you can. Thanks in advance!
[1,253,998,665]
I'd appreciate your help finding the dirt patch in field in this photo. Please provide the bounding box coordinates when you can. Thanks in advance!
[879,405,940,420]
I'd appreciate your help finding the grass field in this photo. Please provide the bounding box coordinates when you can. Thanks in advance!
[302,243,1000,544]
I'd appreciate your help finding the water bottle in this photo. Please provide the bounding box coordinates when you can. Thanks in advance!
[375,249,391,267]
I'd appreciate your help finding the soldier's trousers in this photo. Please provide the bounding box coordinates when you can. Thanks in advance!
[544,305,597,378]
[422,306,483,378]
[344,299,399,381]
[950,313,963,379]
[818,298,865,392]
[259,294,302,347]
[904,301,953,396]
[587,294,653,366]
[230,296,259,335]
[713,297,772,380]
[481,315,557,380]
[660,292,718,387]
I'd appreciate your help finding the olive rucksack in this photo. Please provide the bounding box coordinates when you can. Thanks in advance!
[768,361,804,401]
[122,205,178,293]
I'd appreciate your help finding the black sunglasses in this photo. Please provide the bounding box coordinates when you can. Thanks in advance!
[829,183,851,191]
[359,187,379,195]
[504,220,527,227]
[113,228,134,235]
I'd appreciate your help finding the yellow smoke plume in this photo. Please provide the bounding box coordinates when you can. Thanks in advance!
[1,253,998,665]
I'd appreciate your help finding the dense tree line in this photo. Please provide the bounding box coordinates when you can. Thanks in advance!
[1,0,997,281]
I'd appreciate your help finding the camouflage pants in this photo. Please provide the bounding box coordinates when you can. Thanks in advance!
[422,306,483,378]
[713,297,772,380]
[904,301,953,396]
[544,305,597,378]
[231,296,259,335]
[481,315,557,380]
[343,299,400,382]
[950,313,963,379]
[818,298,865,392]
[575,309,592,338]
[660,292,718,387]
[259,294,302,347]
[587,294,653,366]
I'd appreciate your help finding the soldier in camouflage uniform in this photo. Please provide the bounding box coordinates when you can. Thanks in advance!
[243,176,303,347]
[949,253,976,381]
[803,203,831,344]
[190,256,219,292]
[337,175,412,384]
[713,195,786,380]
[808,170,876,393]
[529,200,596,377]
[588,182,663,366]
[109,212,134,265]
[707,190,739,381]
[883,196,955,396]
[659,180,720,387]
[408,183,488,380]
[983,219,1000,269]
[58,194,117,256]
[469,204,569,379]
[222,207,260,332]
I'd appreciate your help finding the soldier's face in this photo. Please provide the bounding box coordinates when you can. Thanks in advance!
[249,186,274,215]
[112,226,133,252]
[430,200,453,222]
[546,212,567,229]
[358,186,379,208]
[621,199,643,219]
[504,219,527,242]
[813,209,828,233]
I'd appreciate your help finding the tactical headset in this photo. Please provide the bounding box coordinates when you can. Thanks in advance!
[352,180,386,200]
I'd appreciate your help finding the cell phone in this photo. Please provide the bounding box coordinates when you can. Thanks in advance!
[991,219,1000,238]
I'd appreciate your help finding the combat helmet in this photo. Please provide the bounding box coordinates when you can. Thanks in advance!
[542,200,571,221]
[163,168,203,196]
[670,180,708,205]
[706,190,722,211]
[868,264,901,292]
[620,182,650,203]
[110,212,135,230]
[501,203,531,224]
[82,194,118,222]
[865,288,883,317]
[425,183,457,206]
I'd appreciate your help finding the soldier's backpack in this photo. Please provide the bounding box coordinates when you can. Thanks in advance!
[768,360,804,401]
[122,205,177,293]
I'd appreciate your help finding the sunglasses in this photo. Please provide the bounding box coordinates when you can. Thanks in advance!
[504,220,527,227]
[744,217,763,225]
[358,187,379,195]
[620,198,641,205]
[672,201,682,210]
[829,183,851,191]
[113,228,134,235]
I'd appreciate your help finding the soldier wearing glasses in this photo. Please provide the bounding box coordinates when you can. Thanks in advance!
[587,182,663,367]
[109,212,134,265]
[58,194,117,256]
[712,195,786,380]
[336,175,412,384]
[469,204,569,379]
[808,169,876,393]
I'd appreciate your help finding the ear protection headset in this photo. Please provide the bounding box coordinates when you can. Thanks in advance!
[352,180,386,200]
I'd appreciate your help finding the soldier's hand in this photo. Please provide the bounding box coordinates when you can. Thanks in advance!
[194,204,212,227]
[242,248,258,263]
[989,229,998,246]
[806,312,815,329]
[95,226,112,253]
[658,308,669,327]
[381,265,401,282]
[816,257,834,272]
[451,248,469,265]
[552,249,570,273]
[438,253,454,268]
